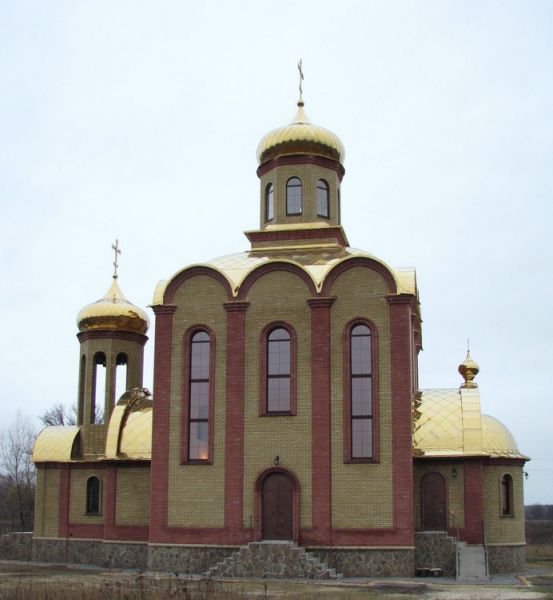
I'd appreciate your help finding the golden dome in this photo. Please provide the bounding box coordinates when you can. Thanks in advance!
[459,351,480,388]
[481,415,525,459]
[257,101,345,165]
[77,277,149,335]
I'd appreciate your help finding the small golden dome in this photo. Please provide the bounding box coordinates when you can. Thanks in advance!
[257,101,345,165]
[77,277,149,335]
[459,351,479,388]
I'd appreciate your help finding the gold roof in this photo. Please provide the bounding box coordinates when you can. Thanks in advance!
[33,426,80,463]
[414,388,526,459]
[77,277,149,334]
[257,102,345,165]
[152,246,417,304]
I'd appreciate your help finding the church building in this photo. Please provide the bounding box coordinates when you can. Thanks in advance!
[32,90,528,578]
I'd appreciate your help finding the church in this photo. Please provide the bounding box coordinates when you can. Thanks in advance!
[32,87,528,578]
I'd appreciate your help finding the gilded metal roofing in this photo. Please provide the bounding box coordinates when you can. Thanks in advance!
[152,247,417,304]
[77,277,149,334]
[33,426,80,462]
[257,102,345,165]
[481,415,524,458]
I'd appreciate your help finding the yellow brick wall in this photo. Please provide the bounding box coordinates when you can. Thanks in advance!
[34,467,60,537]
[167,275,227,527]
[242,270,313,529]
[68,468,105,524]
[329,266,393,528]
[483,465,525,544]
[115,467,150,526]
[413,463,465,529]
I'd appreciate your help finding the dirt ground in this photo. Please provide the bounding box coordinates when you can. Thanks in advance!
[0,560,552,600]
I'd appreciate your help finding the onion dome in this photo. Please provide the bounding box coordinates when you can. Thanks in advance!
[458,350,480,388]
[77,277,149,335]
[257,101,345,166]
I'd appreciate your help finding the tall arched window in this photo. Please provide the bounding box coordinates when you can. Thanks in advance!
[286,177,302,215]
[188,330,211,461]
[114,353,128,404]
[78,355,86,425]
[501,474,513,515]
[316,179,329,218]
[350,324,372,459]
[265,183,274,221]
[86,476,101,515]
[267,327,291,413]
[91,352,106,424]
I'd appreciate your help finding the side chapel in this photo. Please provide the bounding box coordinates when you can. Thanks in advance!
[32,85,528,577]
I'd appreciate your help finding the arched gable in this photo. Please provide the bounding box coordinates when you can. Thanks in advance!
[321,256,398,296]
[163,265,234,305]
[236,261,317,300]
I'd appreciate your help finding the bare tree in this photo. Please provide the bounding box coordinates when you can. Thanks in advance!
[0,413,36,531]
[39,403,103,426]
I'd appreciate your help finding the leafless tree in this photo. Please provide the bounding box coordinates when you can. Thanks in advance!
[0,413,36,531]
[39,402,103,426]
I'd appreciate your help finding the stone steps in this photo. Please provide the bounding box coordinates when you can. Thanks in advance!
[205,541,343,579]
[457,544,489,581]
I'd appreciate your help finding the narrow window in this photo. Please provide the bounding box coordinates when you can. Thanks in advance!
[78,355,86,425]
[316,179,329,218]
[114,353,128,403]
[286,177,302,215]
[91,352,106,424]
[350,324,372,458]
[267,328,291,413]
[501,474,513,515]
[265,183,274,221]
[86,476,101,515]
[189,331,210,461]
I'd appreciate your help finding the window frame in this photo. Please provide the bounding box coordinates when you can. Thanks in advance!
[181,326,216,464]
[259,322,297,416]
[501,473,514,517]
[343,318,380,463]
[265,182,274,222]
[85,475,101,515]
[316,178,330,218]
[286,177,302,216]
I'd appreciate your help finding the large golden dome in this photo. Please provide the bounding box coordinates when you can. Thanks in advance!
[257,101,345,165]
[77,277,149,335]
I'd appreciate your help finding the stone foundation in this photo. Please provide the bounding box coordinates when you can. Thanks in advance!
[488,544,526,574]
[103,541,148,569]
[147,545,235,574]
[0,532,33,561]
[309,548,414,577]
[414,532,457,576]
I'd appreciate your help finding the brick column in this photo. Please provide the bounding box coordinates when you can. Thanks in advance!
[103,465,117,540]
[463,460,484,543]
[149,305,176,542]
[223,301,249,536]
[308,297,335,544]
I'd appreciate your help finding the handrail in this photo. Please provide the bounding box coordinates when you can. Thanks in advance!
[482,519,489,577]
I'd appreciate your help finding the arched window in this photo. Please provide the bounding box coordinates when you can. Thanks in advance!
[114,353,128,404]
[501,474,513,515]
[78,355,86,425]
[349,323,372,459]
[188,330,211,461]
[267,327,291,413]
[91,352,106,424]
[265,183,274,221]
[86,476,101,515]
[286,177,302,215]
[316,179,329,218]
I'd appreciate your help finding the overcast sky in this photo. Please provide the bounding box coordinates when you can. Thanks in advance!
[1,1,552,504]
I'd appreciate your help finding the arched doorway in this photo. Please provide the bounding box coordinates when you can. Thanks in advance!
[421,472,447,530]
[262,472,293,540]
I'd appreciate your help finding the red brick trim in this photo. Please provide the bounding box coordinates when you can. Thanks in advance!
[77,330,148,345]
[258,321,297,416]
[308,297,334,544]
[223,302,248,533]
[237,262,317,299]
[462,461,484,543]
[257,154,345,181]
[253,467,301,543]
[67,523,104,539]
[245,226,348,248]
[321,257,398,296]
[342,318,380,464]
[163,266,233,304]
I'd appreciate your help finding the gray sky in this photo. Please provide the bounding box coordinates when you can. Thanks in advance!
[1,1,552,504]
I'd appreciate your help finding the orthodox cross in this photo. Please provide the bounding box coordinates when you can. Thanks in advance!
[297,59,304,102]
[112,239,121,278]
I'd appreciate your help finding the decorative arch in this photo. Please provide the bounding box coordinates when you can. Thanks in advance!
[164,265,234,304]
[254,467,300,542]
[321,256,398,296]
[237,261,317,300]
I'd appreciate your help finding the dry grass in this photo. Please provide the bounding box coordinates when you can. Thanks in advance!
[526,520,553,559]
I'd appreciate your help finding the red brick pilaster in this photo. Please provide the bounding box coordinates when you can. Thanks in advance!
[308,297,335,544]
[463,460,484,543]
[149,305,177,542]
[103,465,117,540]
[223,301,250,534]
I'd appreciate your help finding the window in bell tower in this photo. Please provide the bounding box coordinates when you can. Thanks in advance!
[91,352,106,425]
[316,179,329,218]
[115,353,128,403]
[286,177,302,215]
[265,183,274,221]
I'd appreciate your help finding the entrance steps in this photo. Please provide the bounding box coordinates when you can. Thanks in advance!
[205,541,343,579]
[456,543,489,581]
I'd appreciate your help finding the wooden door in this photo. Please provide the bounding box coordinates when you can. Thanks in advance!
[421,472,446,530]
[262,473,293,540]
